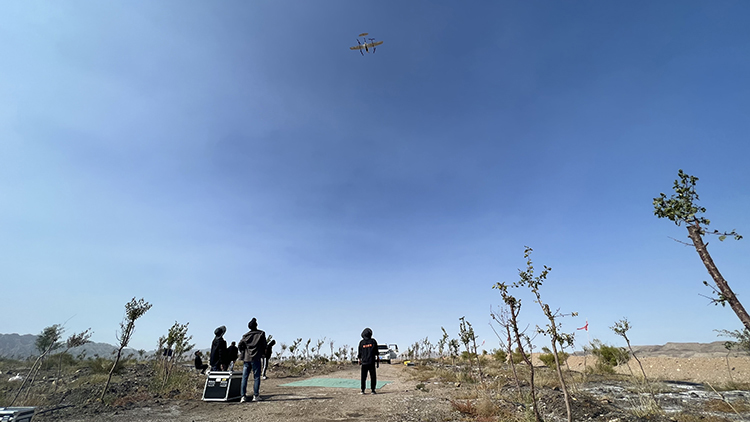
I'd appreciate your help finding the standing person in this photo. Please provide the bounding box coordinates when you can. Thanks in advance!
[238,318,267,403]
[210,326,228,372]
[262,339,276,380]
[194,351,208,375]
[225,341,239,371]
[358,327,379,395]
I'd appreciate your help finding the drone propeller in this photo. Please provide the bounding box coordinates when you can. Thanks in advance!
[358,32,369,37]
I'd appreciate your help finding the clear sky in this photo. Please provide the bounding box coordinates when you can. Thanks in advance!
[2,1,750,356]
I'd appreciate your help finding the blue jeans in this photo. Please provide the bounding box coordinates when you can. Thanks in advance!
[241,358,262,398]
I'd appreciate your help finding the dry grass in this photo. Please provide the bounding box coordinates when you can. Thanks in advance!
[627,394,663,419]
[111,391,152,407]
[712,381,750,391]
[449,396,520,422]
[672,412,733,422]
[703,398,750,413]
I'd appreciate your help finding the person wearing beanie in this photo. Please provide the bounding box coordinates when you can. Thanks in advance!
[357,327,379,394]
[238,318,267,402]
[210,325,228,372]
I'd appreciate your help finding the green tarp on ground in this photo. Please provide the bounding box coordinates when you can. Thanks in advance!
[280,378,391,389]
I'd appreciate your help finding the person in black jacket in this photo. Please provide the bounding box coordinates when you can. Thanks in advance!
[261,339,276,380]
[194,351,208,374]
[357,327,379,394]
[210,326,228,371]
[225,341,239,371]
[238,318,267,402]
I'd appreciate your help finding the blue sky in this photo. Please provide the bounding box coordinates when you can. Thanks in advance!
[2,1,750,356]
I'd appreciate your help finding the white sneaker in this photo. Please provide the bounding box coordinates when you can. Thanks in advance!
[252,395,261,402]
[240,396,247,403]
[262,376,268,380]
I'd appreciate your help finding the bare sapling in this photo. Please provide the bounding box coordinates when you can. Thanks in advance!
[56,329,92,391]
[515,247,575,422]
[492,282,542,422]
[316,338,326,360]
[303,338,312,360]
[409,340,421,360]
[611,319,651,384]
[336,344,349,362]
[100,297,152,403]
[459,317,483,380]
[654,170,749,331]
[289,338,302,360]
[438,327,450,363]
[448,338,460,366]
[716,328,750,384]
[489,306,521,395]
[11,324,64,405]
[421,337,434,360]
[158,321,194,388]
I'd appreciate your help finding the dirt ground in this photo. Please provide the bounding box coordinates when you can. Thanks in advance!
[24,353,750,421]
[33,363,456,422]
[565,354,750,384]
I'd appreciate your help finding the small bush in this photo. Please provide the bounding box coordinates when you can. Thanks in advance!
[492,349,507,362]
[538,347,568,370]
[450,398,476,415]
[460,351,477,361]
[88,357,123,375]
[589,340,629,373]
[511,348,525,364]
[41,352,76,370]
[450,396,516,421]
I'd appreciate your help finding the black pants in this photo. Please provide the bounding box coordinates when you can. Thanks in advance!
[361,363,377,391]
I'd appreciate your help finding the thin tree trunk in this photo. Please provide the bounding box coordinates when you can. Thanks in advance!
[687,223,750,332]
[511,321,541,422]
[10,356,42,406]
[625,332,658,406]
[470,336,483,380]
[101,347,124,402]
[550,341,572,422]
[24,360,44,400]
[55,348,70,393]
[506,325,522,396]
[725,352,734,384]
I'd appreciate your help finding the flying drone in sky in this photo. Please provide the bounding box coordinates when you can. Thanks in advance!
[350,33,383,55]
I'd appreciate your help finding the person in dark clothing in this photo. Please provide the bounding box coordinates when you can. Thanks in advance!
[225,341,239,371]
[194,351,208,374]
[210,326,228,372]
[238,318,267,402]
[357,327,379,394]
[261,339,276,380]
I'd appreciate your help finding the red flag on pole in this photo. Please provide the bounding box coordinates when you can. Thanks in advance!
[577,321,588,331]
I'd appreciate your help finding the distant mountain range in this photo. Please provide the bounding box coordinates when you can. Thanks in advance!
[0,333,141,360]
